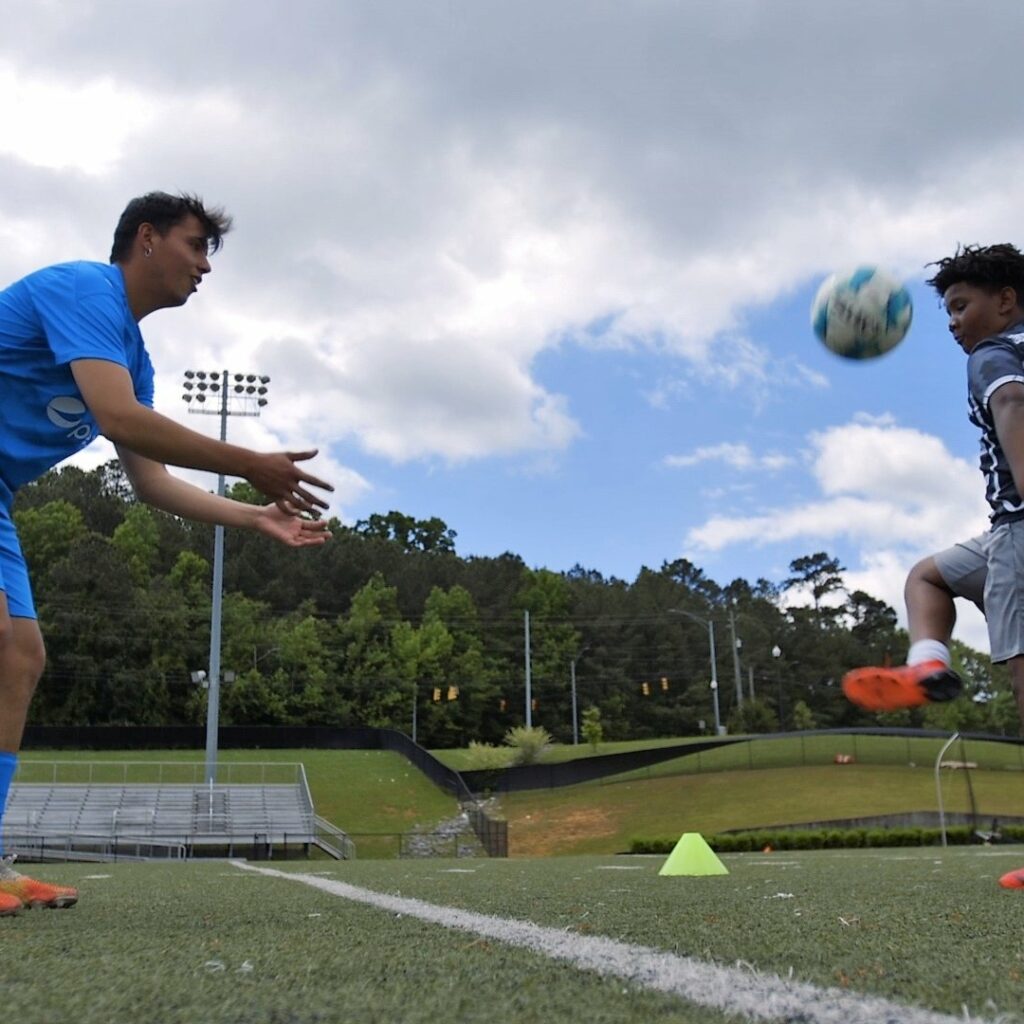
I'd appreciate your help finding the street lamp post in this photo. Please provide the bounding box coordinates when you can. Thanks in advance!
[733,611,787,724]
[772,644,784,730]
[669,608,722,736]
[182,369,270,784]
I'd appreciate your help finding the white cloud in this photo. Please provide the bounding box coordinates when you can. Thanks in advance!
[0,61,152,176]
[684,415,991,649]
[687,416,986,552]
[9,2,1024,472]
[665,443,793,472]
[3,0,1024,644]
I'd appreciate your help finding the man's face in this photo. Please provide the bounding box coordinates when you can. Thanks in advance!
[943,281,1018,354]
[148,214,212,307]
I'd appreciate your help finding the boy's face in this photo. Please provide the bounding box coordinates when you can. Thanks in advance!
[943,281,1022,354]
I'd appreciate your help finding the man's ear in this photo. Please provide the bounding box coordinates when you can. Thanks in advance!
[998,285,1020,316]
[135,221,155,253]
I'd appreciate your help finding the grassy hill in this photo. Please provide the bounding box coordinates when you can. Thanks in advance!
[19,735,1024,858]
[494,763,1024,855]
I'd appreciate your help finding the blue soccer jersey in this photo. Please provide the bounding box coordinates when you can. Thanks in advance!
[0,261,154,507]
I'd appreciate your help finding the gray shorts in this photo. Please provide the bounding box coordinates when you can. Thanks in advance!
[934,520,1024,662]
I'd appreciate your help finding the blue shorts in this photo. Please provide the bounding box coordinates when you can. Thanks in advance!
[0,507,36,619]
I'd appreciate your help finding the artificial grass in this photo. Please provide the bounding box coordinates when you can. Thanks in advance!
[317,847,1024,1018]
[0,860,732,1024]
[3,849,1023,1022]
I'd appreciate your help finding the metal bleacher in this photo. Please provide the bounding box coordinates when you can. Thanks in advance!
[4,761,354,863]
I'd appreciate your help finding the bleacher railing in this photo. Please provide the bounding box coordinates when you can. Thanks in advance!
[13,760,308,786]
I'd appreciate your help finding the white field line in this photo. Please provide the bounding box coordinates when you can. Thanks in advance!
[231,861,987,1024]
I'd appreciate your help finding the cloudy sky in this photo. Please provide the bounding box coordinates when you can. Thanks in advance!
[2,0,1019,651]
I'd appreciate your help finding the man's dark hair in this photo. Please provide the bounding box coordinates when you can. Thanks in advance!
[109,191,233,263]
[926,243,1024,299]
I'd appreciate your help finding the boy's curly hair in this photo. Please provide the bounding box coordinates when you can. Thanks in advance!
[926,243,1024,298]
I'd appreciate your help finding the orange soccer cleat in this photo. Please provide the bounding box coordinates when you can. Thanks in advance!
[0,890,21,916]
[999,868,1024,890]
[0,855,78,910]
[842,660,962,712]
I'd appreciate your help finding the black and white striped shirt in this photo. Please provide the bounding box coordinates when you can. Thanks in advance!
[967,321,1024,523]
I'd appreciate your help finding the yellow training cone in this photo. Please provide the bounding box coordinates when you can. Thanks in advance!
[658,832,729,877]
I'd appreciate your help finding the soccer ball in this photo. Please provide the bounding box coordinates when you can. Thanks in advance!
[810,266,913,360]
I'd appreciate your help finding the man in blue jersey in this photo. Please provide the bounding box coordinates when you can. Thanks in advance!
[843,244,1024,737]
[0,192,332,915]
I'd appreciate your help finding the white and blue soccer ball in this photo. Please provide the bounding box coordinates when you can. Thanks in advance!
[811,266,913,360]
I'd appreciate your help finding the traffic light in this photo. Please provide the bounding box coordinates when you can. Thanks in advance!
[499,698,507,712]
[432,688,442,703]
[447,686,459,701]
[641,681,650,696]
[531,698,538,712]
[660,676,669,692]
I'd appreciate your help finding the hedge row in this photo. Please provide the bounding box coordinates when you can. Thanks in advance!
[629,823,1024,854]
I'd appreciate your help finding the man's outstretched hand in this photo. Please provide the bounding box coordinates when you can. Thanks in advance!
[245,449,333,514]
[253,504,332,547]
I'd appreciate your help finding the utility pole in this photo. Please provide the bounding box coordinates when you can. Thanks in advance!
[728,606,743,708]
[524,610,532,728]
[669,608,722,735]
[569,644,589,745]
[411,682,418,744]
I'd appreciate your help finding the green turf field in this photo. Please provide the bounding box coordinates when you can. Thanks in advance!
[3,847,1023,1023]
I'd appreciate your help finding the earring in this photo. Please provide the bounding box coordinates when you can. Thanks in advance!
[143,247,152,258]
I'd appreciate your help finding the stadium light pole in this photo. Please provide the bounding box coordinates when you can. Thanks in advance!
[669,609,722,735]
[182,369,270,784]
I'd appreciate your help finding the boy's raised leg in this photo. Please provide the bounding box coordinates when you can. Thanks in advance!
[843,556,963,711]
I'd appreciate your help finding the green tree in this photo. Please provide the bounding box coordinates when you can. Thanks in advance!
[112,504,160,585]
[337,573,408,728]
[581,705,603,750]
[517,569,582,742]
[785,552,846,623]
[354,511,456,553]
[168,550,211,605]
[503,725,552,765]
[791,699,815,731]
[984,690,1020,735]
[13,499,87,574]
[727,697,777,734]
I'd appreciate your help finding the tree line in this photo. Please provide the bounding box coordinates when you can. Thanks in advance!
[14,462,1016,747]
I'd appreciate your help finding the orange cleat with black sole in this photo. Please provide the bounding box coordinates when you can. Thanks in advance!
[0,890,21,916]
[0,855,78,910]
[842,659,962,712]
